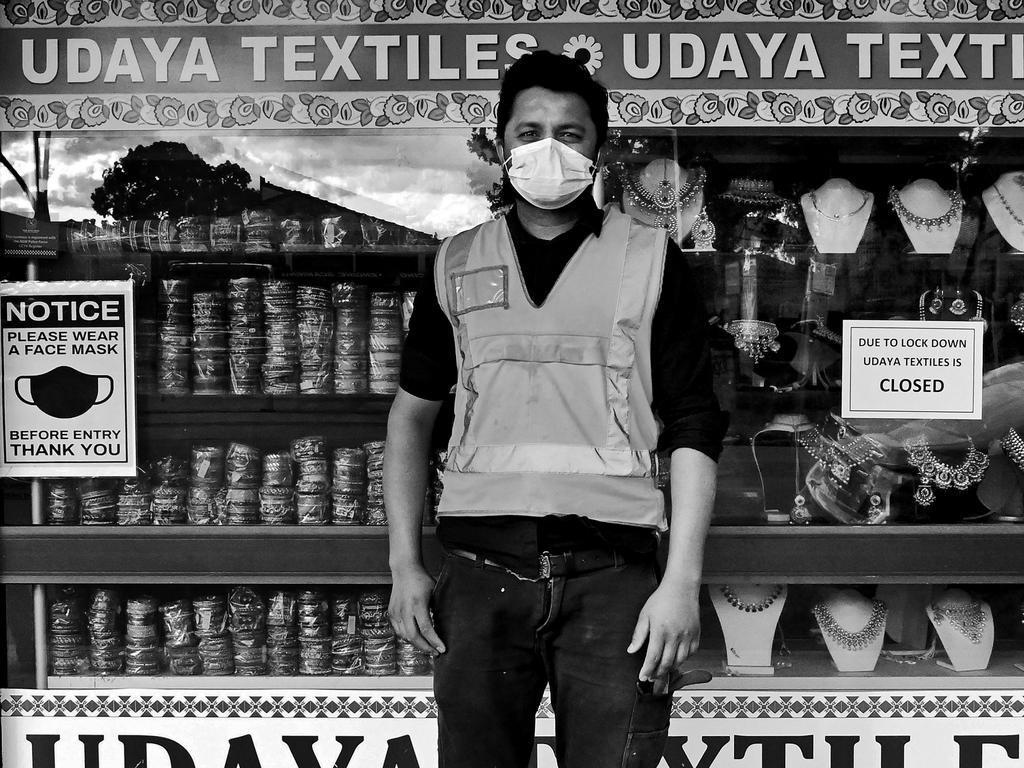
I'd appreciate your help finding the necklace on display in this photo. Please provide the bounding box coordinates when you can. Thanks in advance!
[623,166,706,238]
[993,184,1024,229]
[888,187,964,231]
[813,599,887,651]
[931,600,986,644]
[904,435,990,507]
[720,584,784,613]
[810,190,871,222]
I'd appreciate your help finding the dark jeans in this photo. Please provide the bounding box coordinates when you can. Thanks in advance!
[432,552,671,768]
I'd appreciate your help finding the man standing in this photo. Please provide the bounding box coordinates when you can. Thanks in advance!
[384,50,725,768]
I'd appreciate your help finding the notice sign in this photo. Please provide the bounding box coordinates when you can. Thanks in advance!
[0,281,136,477]
[842,320,983,421]
[1,212,60,260]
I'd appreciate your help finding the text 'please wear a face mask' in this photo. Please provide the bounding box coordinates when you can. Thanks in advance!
[503,138,597,211]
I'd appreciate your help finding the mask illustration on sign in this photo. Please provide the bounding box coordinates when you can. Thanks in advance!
[15,366,114,419]
[503,138,596,210]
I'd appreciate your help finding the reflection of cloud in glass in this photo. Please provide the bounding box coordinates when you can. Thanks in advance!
[1,131,499,237]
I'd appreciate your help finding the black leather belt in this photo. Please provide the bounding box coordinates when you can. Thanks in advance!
[447,547,628,579]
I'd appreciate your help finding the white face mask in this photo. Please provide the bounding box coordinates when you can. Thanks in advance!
[502,137,597,211]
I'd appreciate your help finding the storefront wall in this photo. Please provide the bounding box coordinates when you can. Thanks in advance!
[2,2,1024,766]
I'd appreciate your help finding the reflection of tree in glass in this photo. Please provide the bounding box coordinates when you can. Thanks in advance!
[91,141,260,220]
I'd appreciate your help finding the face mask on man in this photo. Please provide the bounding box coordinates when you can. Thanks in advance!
[502,137,597,210]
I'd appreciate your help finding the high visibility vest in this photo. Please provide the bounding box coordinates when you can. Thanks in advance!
[434,206,668,530]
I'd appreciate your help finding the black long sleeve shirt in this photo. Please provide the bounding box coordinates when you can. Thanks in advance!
[400,203,727,570]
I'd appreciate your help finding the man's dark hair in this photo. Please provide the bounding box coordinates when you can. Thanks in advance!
[496,50,609,147]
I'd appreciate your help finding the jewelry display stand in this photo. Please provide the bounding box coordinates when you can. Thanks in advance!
[800,179,873,254]
[981,171,1024,252]
[812,589,887,672]
[751,415,815,524]
[710,583,787,675]
[926,589,994,672]
[621,159,705,244]
[889,179,964,255]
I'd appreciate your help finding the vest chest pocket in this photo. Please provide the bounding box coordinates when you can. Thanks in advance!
[450,265,509,317]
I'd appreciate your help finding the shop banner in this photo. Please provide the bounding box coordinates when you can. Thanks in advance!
[842,320,984,420]
[2,12,1024,129]
[0,280,136,478]
[3,688,1024,767]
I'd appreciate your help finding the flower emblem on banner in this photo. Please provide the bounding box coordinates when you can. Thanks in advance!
[562,35,604,74]
[3,0,34,22]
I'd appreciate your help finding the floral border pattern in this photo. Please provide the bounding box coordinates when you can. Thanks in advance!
[2,0,1023,26]
[3,690,1023,719]
[2,90,1024,130]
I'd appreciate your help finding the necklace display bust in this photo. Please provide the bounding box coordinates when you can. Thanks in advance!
[800,178,873,254]
[622,159,705,244]
[812,589,887,672]
[889,179,964,255]
[710,583,787,675]
[981,171,1024,252]
[927,588,994,672]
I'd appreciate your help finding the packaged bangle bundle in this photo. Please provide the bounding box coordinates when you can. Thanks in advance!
[78,478,117,525]
[49,587,87,675]
[331,447,367,525]
[225,442,262,488]
[397,638,432,676]
[46,479,79,525]
[125,595,161,676]
[229,587,267,676]
[187,444,225,524]
[280,218,316,251]
[321,211,362,249]
[360,587,395,676]
[194,593,233,676]
[227,278,264,395]
[298,589,331,675]
[267,589,300,676]
[158,279,191,395]
[242,209,278,254]
[210,215,243,254]
[176,215,210,254]
[369,292,402,395]
[117,476,153,525]
[363,440,386,526]
[297,286,333,394]
[400,290,416,341]
[87,587,123,674]
[260,450,296,525]
[262,280,300,395]
[191,290,229,395]
[160,598,200,675]
[332,282,370,394]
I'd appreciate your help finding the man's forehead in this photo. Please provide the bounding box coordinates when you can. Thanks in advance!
[508,88,592,124]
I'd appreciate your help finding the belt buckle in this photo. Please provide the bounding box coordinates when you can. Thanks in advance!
[538,552,552,580]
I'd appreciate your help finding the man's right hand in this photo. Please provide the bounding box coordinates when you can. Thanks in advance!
[388,563,447,656]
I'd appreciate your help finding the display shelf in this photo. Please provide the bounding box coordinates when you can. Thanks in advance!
[137,393,393,415]
[44,651,1024,691]
[4,525,1024,585]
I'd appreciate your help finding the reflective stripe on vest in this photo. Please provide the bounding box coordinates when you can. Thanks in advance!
[435,207,668,529]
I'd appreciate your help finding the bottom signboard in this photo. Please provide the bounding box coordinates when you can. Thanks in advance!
[2,688,1023,768]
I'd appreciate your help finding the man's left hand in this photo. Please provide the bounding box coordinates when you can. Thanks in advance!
[627,581,701,683]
